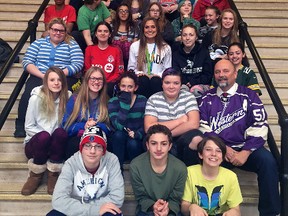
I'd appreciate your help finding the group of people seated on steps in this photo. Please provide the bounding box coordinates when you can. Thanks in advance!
[15,0,279,215]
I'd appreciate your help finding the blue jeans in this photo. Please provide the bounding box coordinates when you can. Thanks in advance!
[222,147,280,216]
[110,130,144,168]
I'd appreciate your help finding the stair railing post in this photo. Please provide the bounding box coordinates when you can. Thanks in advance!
[280,117,288,216]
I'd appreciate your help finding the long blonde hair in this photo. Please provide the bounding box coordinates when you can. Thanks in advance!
[64,67,109,129]
[212,8,239,46]
[48,17,72,44]
[41,66,69,123]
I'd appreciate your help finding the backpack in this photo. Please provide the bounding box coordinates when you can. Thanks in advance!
[0,38,13,68]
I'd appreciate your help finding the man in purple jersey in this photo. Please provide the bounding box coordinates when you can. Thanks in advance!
[198,59,280,216]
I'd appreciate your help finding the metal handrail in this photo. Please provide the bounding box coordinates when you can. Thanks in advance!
[228,0,288,215]
[0,0,50,130]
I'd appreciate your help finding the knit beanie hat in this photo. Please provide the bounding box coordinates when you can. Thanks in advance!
[79,126,107,154]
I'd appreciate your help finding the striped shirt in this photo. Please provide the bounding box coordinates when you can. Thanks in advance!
[145,90,199,121]
[108,94,147,140]
[22,36,84,76]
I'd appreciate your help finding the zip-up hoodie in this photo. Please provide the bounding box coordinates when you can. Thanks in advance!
[24,86,71,144]
[52,151,124,216]
[172,42,213,86]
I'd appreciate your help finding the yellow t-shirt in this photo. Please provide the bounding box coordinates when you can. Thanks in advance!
[182,165,243,215]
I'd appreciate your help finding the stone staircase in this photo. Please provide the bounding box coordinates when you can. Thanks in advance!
[0,0,287,215]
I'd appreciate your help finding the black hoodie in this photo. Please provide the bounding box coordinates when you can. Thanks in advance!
[172,42,213,86]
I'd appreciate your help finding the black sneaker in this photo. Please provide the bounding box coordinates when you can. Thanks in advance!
[14,118,26,138]
[14,128,26,138]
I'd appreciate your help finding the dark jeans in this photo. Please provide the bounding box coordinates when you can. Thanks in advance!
[65,135,81,160]
[136,75,162,99]
[107,82,116,98]
[47,209,123,216]
[222,147,280,216]
[17,74,78,127]
[71,31,87,54]
[25,128,68,165]
[17,75,42,125]
[110,130,144,169]
[173,129,203,166]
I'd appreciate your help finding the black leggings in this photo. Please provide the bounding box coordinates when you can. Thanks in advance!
[136,75,162,98]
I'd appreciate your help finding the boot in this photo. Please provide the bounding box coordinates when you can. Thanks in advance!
[14,118,26,138]
[47,160,63,195]
[21,159,46,196]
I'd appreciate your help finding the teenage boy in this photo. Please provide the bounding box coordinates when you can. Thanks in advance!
[47,126,124,216]
[42,0,76,37]
[130,124,187,216]
[72,0,111,52]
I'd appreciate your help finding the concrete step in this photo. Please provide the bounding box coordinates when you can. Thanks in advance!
[240,9,288,18]
[247,26,288,34]
[0,22,45,32]
[249,58,288,70]
[0,0,44,4]
[0,4,46,13]
[243,17,287,27]
[0,12,44,21]
[235,0,288,9]
[247,47,288,58]
[0,30,43,39]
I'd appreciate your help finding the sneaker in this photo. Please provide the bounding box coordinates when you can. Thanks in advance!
[14,118,26,138]
[14,128,26,138]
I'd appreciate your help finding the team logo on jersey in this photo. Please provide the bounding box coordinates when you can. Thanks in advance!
[105,63,114,73]
[107,55,114,63]
[211,108,246,134]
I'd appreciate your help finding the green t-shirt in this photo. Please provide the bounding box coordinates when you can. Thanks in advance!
[130,152,187,215]
[77,2,110,33]
[182,165,243,215]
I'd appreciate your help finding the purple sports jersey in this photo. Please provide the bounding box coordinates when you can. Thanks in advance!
[199,83,268,151]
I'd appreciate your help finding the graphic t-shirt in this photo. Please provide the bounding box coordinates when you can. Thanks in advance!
[182,165,243,215]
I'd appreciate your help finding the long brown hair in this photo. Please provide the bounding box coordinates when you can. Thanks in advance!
[41,66,69,123]
[147,2,167,33]
[137,17,165,71]
[64,67,109,129]
[48,17,72,44]
[212,8,239,46]
[112,3,136,37]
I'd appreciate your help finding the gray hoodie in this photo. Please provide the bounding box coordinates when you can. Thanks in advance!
[52,151,124,216]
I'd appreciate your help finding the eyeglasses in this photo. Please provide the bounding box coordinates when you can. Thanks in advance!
[89,76,103,83]
[119,9,129,14]
[83,143,103,151]
[50,27,66,34]
[149,9,160,13]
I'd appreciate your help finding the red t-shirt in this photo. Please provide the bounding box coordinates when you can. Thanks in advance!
[192,0,230,21]
[44,5,76,24]
[84,45,124,82]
